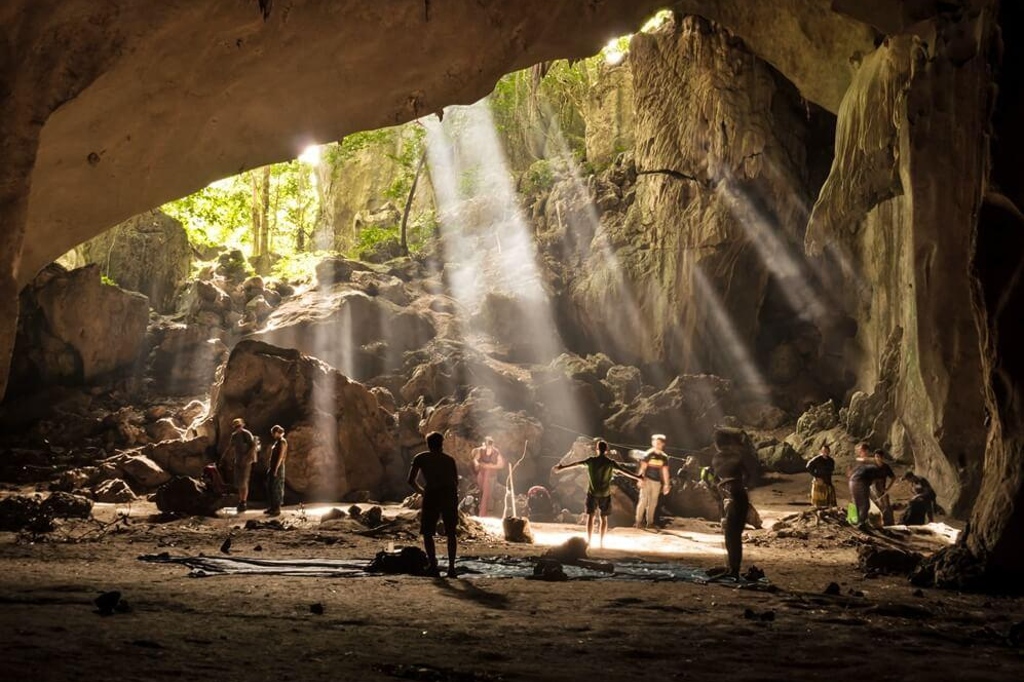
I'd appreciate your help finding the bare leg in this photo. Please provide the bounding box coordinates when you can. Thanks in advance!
[600,515,609,548]
[586,513,595,545]
[423,534,437,571]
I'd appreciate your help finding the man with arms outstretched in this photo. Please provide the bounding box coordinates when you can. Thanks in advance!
[554,440,640,548]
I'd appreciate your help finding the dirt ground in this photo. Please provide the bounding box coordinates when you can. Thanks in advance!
[1,474,1021,682]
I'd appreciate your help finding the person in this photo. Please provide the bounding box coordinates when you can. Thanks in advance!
[871,448,897,526]
[806,442,837,508]
[471,437,505,517]
[711,428,755,579]
[553,440,641,548]
[264,425,288,517]
[221,417,257,512]
[408,431,459,578]
[635,434,671,529]
[847,442,888,527]
[900,471,939,525]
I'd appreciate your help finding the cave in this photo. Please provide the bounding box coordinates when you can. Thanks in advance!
[2,2,1023,680]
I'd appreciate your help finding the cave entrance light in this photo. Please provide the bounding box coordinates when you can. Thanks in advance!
[424,100,587,433]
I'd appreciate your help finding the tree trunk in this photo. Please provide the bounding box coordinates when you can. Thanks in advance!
[399,150,427,256]
[259,165,272,273]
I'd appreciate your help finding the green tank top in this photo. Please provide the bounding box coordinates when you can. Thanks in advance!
[585,456,616,497]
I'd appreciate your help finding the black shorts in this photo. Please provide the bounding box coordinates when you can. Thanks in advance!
[420,493,459,537]
[585,492,612,515]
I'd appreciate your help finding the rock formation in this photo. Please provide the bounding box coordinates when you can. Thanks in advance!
[8,264,149,394]
[203,339,396,499]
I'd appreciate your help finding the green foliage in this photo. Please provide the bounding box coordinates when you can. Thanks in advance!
[100,274,119,288]
[270,250,338,283]
[162,177,251,250]
[522,159,556,196]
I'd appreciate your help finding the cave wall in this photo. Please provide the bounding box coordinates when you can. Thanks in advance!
[807,15,992,517]
[564,16,832,412]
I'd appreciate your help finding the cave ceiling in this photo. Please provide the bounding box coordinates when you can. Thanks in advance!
[10,0,878,285]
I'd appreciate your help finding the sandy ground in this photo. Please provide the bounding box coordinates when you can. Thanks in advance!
[1,475,1021,682]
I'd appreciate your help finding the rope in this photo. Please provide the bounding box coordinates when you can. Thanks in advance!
[543,422,706,462]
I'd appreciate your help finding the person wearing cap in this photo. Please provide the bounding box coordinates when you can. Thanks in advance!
[635,434,671,529]
[471,436,505,517]
[806,442,837,508]
[221,417,257,513]
[264,425,288,517]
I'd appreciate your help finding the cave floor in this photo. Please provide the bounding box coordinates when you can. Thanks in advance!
[1,477,1021,682]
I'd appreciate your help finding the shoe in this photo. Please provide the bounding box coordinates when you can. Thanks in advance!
[446,569,458,579]
[236,501,247,513]
[267,509,281,517]
[262,508,272,515]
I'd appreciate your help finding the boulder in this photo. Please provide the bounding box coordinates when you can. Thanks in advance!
[92,478,137,503]
[604,374,732,450]
[148,323,229,396]
[77,209,191,313]
[39,492,93,519]
[147,417,184,443]
[255,288,436,381]
[8,264,149,393]
[120,454,172,490]
[757,442,805,474]
[315,256,371,287]
[420,393,544,486]
[136,437,211,477]
[177,400,207,428]
[203,340,395,499]
[603,364,643,404]
[154,476,223,516]
[795,400,839,439]
[662,482,721,521]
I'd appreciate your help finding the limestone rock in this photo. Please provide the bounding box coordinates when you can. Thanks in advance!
[154,476,222,517]
[39,492,93,519]
[120,454,172,490]
[255,288,435,382]
[203,340,395,499]
[9,265,149,392]
[77,209,191,314]
[757,442,805,475]
[796,400,839,439]
[604,374,732,450]
[92,478,137,503]
[147,417,184,443]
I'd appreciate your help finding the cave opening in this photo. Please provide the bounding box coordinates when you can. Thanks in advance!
[2,2,1024,680]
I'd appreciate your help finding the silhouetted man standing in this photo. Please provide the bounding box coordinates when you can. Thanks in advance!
[408,431,459,578]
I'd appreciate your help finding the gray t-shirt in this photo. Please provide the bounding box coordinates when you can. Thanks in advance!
[230,428,256,463]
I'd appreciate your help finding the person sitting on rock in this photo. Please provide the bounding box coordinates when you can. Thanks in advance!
[899,471,939,525]
[806,442,837,509]
[221,417,257,513]
[408,431,459,578]
[471,436,505,517]
[264,425,288,517]
[554,440,640,548]
[635,434,671,529]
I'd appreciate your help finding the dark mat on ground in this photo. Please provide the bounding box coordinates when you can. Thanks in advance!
[139,553,771,587]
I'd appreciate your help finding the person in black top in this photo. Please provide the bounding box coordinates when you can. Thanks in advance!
[408,431,459,578]
[806,442,837,508]
[871,449,896,526]
[711,428,756,579]
[848,442,889,526]
[264,425,288,517]
[900,471,939,525]
[635,434,671,529]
